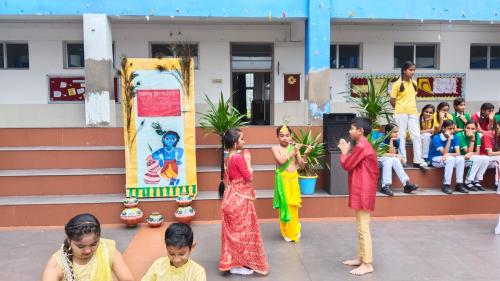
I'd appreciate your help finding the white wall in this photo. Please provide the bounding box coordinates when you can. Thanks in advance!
[0,22,87,127]
[0,22,85,104]
[330,22,500,114]
[273,42,306,125]
[112,22,290,103]
[1,20,499,127]
[0,20,307,127]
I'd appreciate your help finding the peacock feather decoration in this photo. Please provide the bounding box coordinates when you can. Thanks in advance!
[151,121,167,136]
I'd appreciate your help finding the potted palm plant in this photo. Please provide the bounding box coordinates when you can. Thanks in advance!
[342,77,393,128]
[292,128,327,194]
[368,130,390,157]
[198,92,247,197]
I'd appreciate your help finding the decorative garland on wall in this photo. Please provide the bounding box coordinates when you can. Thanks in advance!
[346,73,466,101]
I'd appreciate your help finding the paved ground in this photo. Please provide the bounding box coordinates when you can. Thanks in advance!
[2,216,500,281]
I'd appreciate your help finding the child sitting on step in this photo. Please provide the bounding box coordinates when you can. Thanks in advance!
[480,119,500,190]
[451,97,471,132]
[142,223,206,281]
[472,102,495,134]
[419,104,435,164]
[428,120,467,194]
[457,120,489,191]
[378,123,418,196]
[433,102,453,133]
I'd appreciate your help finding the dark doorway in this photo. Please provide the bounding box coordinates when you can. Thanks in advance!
[231,43,273,125]
[232,72,271,125]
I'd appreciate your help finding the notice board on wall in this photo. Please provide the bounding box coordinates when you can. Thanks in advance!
[346,73,465,100]
[48,76,119,102]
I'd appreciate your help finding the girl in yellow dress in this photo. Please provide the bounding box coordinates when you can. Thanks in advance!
[271,125,312,242]
[41,213,134,281]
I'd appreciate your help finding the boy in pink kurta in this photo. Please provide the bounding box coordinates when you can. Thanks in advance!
[338,117,380,276]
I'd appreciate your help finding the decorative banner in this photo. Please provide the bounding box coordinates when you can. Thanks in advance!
[121,58,196,198]
[347,73,465,100]
[284,74,300,101]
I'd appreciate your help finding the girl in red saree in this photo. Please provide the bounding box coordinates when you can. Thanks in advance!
[219,128,269,275]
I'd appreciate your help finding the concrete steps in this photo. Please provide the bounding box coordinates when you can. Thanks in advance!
[1,188,499,226]
[0,166,327,196]
[0,127,498,227]
[0,127,322,147]
[0,144,275,168]
[390,167,496,188]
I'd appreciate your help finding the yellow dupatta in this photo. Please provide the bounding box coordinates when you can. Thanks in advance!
[54,238,115,281]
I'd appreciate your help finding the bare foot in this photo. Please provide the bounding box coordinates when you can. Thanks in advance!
[342,259,362,266]
[349,263,374,276]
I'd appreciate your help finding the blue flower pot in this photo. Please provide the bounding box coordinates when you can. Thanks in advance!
[298,175,318,195]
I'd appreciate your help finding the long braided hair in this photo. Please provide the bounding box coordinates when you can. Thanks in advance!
[220,128,242,197]
[399,61,417,92]
[61,213,101,281]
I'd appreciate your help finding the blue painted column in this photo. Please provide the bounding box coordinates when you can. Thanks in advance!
[305,0,331,123]
[305,0,330,73]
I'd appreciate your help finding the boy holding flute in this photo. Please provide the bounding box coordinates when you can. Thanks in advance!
[271,125,312,242]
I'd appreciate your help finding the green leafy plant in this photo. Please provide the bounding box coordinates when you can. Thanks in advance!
[292,128,327,177]
[198,92,248,136]
[367,130,390,157]
[198,92,248,197]
[342,77,393,128]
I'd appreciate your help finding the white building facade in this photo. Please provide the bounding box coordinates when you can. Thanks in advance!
[0,14,499,127]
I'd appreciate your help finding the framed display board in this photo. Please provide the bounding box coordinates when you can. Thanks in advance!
[48,76,119,102]
[347,73,465,100]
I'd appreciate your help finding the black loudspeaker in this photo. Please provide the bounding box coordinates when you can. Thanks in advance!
[325,151,349,195]
[323,113,356,151]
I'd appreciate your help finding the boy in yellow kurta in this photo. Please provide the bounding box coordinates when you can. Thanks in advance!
[272,125,312,242]
[142,223,206,281]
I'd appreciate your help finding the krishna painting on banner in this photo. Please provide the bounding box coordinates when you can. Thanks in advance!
[121,58,196,198]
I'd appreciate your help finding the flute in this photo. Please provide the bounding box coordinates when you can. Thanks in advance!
[289,142,314,149]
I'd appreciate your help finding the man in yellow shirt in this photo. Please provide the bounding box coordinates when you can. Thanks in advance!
[142,223,206,281]
[390,61,429,169]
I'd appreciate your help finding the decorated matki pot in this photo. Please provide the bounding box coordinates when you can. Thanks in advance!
[144,159,161,184]
[120,207,143,227]
[122,196,139,208]
[176,192,193,207]
[146,212,164,227]
[175,206,195,224]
